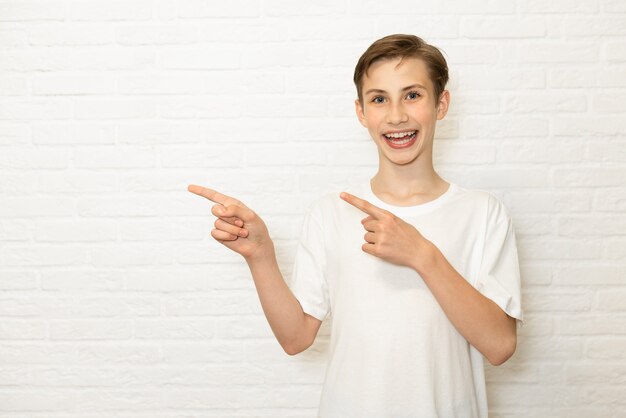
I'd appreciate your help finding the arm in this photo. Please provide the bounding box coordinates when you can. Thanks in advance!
[246,245,320,356]
[338,191,518,366]
[414,244,517,366]
[187,184,318,356]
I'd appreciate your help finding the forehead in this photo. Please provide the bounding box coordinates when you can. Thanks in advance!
[362,57,432,92]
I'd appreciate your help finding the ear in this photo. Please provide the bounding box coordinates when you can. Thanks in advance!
[436,90,450,121]
[354,98,367,128]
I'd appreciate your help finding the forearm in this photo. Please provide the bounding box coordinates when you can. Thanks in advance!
[414,243,516,365]
[245,245,306,355]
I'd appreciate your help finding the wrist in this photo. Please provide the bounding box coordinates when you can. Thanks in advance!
[245,242,276,265]
[412,239,439,275]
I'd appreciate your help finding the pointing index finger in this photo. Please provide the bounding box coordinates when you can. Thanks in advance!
[187,184,237,206]
[340,192,386,219]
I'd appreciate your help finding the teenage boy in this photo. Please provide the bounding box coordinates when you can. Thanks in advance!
[188,34,523,418]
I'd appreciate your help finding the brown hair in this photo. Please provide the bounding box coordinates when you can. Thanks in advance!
[353,34,449,108]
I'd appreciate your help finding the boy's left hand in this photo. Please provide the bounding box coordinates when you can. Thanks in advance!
[340,192,435,271]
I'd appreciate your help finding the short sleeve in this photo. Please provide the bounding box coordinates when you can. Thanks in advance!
[473,195,524,329]
[288,205,331,322]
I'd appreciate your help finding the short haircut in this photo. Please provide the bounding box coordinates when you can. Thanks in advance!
[353,34,449,108]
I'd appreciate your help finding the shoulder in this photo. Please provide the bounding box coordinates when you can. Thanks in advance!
[453,184,511,221]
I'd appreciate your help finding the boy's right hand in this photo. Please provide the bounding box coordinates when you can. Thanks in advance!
[187,184,273,262]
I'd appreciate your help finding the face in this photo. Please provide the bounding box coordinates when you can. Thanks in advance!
[355,57,450,167]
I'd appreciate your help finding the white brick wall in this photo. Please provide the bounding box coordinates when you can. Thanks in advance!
[1,0,625,416]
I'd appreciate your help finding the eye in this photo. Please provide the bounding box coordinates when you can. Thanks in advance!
[371,96,385,104]
[407,91,421,99]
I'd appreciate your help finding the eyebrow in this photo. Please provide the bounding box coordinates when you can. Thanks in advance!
[364,83,428,96]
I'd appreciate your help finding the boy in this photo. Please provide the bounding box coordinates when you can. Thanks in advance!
[188,34,523,417]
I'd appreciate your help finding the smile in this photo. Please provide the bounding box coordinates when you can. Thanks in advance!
[381,130,418,149]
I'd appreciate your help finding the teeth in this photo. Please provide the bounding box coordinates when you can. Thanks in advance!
[384,130,416,139]
[388,136,413,145]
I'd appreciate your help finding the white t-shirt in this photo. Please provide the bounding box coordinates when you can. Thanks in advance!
[289,178,524,418]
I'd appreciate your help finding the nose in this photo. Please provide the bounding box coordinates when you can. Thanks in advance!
[386,100,409,125]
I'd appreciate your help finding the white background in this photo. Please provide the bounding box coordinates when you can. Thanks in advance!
[1,0,625,416]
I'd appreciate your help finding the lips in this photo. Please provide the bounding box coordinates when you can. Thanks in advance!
[381,130,418,149]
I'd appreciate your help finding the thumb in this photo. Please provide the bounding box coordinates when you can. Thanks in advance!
[213,203,251,222]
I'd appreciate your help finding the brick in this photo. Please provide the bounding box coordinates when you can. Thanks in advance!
[157,96,242,119]
[523,238,602,260]
[456,69,545,90]
[558,215,626,236]
[50,319,133,340]
[90,244,174,267]
[162,291,262,316]
[120,218,204,241]
[118,74,203,95]
[35,220,118,242]
[73,98,156,120]
[523,289,592,312]
[549,68,626,88]
[38,171,119,193]
[245,143,331,166]
[553,116,626,136]
[0,220,31,241]
[159,46,240,70]
[76,343,162,365]
[0,98,71,120]
[461,17,546,38]
[117,121,202,145]
[587,141,626,163]
[593,189,626,212]
[606,42,626,62]
[197,19,288,43]
[32,74,115,95]
[0,147,68,169]
[509,190,591,213]
[520,0,598,13]
[555,264,625,285]
[519,42,599,63]
[73,146,155,169]
[0,343,77,364]
[116,23,197,45]
[0,320,46,339]
[504,93,587,113]
[592,93,626,113]
[464,117,549,138]
[595,289,626,310]
[554,167,626,187]
[0,391,72,411]
[0,75,27,95]
[41,270,125,291]
[0,198,74,217]
[558,314,626,335]
[161,145,242,167]
[496,138,585,164]
[565,17,626,36]
[217,315,274,339]
[32,122,116,145]
[244,96,327,118]
[161,341,244,364]
[68,0,152,21]
[0,123,29,145]
[28,22,114,46]
[0,271,37,290]
[586,337,626,359]
[0,25,28,46]
[375,18,456,40]
[241,42,326,69]
[3,245,87,266]
[263,0,344,16]
[134,319,215,339]
[0,0,66,21]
